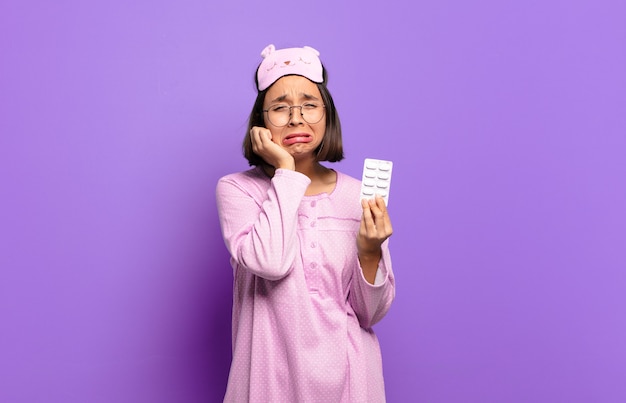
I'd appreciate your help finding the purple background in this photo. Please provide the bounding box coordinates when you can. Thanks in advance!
[1,0,625,402]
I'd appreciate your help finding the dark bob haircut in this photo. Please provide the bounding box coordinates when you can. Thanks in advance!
[242,66,344,167]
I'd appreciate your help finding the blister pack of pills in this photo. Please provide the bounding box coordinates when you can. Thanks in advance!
[360,158,393,206]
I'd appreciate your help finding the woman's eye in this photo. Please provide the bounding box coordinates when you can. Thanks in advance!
[272,105,289,112]
[303,103,318,109]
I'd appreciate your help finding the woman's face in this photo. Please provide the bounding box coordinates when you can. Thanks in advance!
[262,75,326,161]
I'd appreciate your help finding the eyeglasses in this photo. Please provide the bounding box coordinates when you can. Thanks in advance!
[263,102,326,127]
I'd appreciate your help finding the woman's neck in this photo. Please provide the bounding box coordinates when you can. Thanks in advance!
[295,159,324,179]
[299,161,336,196]
[262,159,336,196]
[262,156,321,180]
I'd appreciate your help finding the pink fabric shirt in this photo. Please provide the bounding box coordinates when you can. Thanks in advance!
[216,167,396,402]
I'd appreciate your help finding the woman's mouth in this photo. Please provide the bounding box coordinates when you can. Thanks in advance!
[282,133,312,145]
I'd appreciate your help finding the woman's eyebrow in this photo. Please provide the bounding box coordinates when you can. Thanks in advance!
[269,94,289,103]
[268,93,320,104]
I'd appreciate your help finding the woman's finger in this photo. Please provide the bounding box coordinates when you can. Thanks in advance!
[376,196,392,224]
[368,198,384,223]
[369,197,393,238]
[360,198,375,234]
[250,127,264,152]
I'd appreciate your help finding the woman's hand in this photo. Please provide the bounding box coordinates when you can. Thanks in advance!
[250,126,295,170]
[357,196,393,284]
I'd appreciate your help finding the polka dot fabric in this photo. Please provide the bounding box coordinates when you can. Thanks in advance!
[216,167,395,402]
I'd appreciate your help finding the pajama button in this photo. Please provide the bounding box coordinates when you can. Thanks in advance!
[310,200,316,207]
[310,221,316,228]
[310,242,316,248]
[310,262,317,268]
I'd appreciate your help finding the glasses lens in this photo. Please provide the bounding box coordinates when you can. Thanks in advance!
[301,103,325,124]
[266,103,325,127]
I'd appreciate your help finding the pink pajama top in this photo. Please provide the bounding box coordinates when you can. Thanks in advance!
[216,167,395,402]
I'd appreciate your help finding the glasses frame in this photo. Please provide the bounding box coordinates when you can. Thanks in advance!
[262,103,326,127]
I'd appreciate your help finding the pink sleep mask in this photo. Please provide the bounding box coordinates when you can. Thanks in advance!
[256,44,324,91]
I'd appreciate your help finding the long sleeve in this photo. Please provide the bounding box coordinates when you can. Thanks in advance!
[348,240,395,329]
[215,168,310,280]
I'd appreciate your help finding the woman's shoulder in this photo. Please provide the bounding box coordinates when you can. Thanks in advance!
[327,170,361,205]
[219,166,265,182]
[217,167,270,194]
[335,170,361,192]
[314,170,361,218]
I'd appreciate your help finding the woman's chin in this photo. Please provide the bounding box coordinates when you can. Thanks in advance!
[287,144,316,157]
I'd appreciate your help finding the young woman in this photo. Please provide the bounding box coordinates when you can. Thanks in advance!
[216,44,396,402]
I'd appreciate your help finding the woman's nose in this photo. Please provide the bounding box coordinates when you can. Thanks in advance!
[288,106,304,125]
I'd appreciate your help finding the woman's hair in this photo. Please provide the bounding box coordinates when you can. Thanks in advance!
[242,66,344,167]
